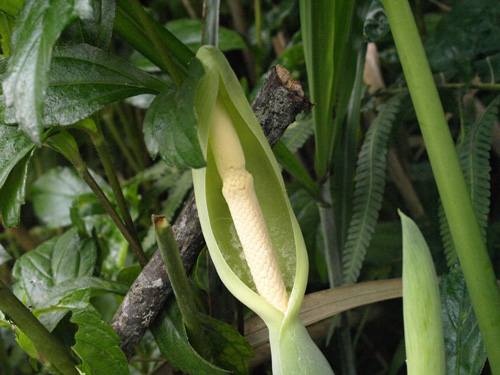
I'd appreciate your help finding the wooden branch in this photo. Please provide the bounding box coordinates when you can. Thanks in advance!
[111,65,312,359]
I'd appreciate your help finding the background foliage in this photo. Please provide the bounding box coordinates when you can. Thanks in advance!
[0,0,499,374]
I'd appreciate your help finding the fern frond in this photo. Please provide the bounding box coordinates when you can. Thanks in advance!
[440,95,500,266]
[281,115,314,153]
[342,96,401,285]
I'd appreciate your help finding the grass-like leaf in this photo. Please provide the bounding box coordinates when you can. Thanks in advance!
[440,95,500,265]
[342,96,401,285]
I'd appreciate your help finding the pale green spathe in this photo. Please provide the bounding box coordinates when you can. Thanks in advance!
[400,210,445,375]
[192,45,334,375]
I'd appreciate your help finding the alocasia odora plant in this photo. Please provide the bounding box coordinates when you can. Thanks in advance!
[192,45,335,375]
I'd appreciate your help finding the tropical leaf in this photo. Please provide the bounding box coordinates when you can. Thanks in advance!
[1,0,93,143]
[440,264,487,375]
[0,124,36,227]
[440,95,500,265]
[342,96,401,285]
[59,289,130,375]
[2,44,169,128]
[143,58,205,169]
[62,0,116,50]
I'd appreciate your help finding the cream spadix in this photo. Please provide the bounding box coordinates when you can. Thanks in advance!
[193,46,334,375]
[209,97,289,313]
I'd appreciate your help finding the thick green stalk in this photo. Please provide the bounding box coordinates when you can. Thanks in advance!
[0,280,79,375]
[382,0,500,371]
[152,216,212,360]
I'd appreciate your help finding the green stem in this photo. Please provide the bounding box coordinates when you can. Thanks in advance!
[0,280,79,375]
[48,132,149,268]
[152,216,212,360]
[85,118,145,262]
[78,163,148,268]
[123,0,183,88]
[202,0,220,47]
[382,0,500,372]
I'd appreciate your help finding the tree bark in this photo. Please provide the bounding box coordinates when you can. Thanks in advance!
[110,65,312,359]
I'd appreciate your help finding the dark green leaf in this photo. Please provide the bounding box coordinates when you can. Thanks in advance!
[0,124,36,226]
[63,0,116,49]
[12,228,97,308]
[2,0,93,143]
[59,289,130,375]
[364,0,389,43]
[143,58,206,169]
[0,125,36,188]
[0,151,33,227]
[440,96,499,265]
[424,0,500,76]
[32,167,92,228]
[151,301,229,375]
[2,44,169,127]
[342,96,401,285]
[199,313,254,375]
[44,276,128,307]
[440,265,487,374]
[0,245,11,266]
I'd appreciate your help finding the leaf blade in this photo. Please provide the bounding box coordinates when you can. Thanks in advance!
[2,0,93,143]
